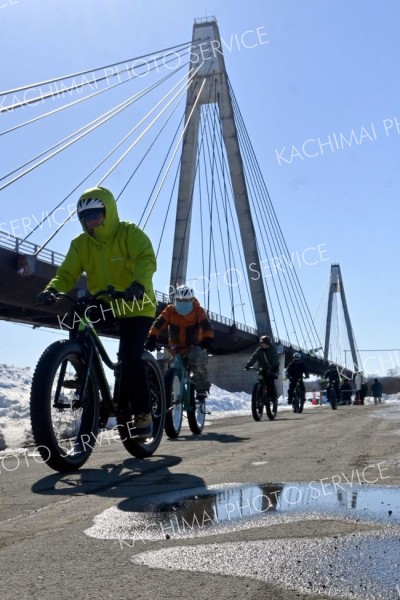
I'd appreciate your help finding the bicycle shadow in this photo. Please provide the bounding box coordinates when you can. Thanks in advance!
[31,454,204,503]
[166,431,250,444]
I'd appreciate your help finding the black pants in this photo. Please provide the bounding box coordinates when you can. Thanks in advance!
[261,370,277,401]
[117,316,153,415]
[288,378,305,402]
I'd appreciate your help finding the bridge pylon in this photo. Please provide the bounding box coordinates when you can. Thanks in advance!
[169,17,272,337]
[324,264,360,371]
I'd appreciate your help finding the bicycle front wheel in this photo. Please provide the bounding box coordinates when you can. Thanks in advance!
[251,383,264,421]
[164,368,183,438]
[30,340,99,473]
[187,387,206,434]
[266,395,278,420]
[293,387,301,413]
[330,388,338,410]
[118,352,165,458]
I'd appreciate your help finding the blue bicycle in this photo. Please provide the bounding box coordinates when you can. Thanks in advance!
[163,346,207,437]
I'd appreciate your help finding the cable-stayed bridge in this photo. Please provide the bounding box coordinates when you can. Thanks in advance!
[0,17,362,382]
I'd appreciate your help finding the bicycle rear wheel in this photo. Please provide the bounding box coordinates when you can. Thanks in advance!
[30,340,99,473]
[117,352,165,458]
[251,383,264,421]
[187,387,206,434]
[164,368,183,438]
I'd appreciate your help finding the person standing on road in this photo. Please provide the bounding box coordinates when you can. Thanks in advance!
[371,378,383,405]
[244,335,280,403]
[360,381,368,405]
[37,186,157,438]
[340,379,353,406]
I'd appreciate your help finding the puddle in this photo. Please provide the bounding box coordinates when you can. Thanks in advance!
[84,482,400,599]
[85,481,400,543]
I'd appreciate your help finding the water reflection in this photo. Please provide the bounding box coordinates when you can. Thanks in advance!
[84,481,400,543]
[150,481,399,531]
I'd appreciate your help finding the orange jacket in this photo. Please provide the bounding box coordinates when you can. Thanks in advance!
[149,298,213,353]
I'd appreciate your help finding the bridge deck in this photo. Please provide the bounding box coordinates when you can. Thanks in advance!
[0,235,351,377]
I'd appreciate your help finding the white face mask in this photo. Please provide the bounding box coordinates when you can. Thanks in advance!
[175,300,193,315]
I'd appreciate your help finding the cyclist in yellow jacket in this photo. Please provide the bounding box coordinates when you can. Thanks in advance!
[37,186,156,438]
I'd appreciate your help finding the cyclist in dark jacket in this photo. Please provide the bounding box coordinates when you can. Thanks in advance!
[244,335,280,401]
[324,364,340,402]
[371,378,383,405]
[286,352,309,405]
[340,380,353,405]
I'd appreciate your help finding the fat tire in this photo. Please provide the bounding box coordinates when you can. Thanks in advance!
[266,395,278,420]
[292,387,301,413]
[117,352,165,458]
[187,386,206,434]
[30,340,99,473]
[330,387,338,410]
[164,368,183,438]
[251,383,264,421]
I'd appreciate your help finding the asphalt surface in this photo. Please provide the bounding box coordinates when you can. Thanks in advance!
[1,403,399,599]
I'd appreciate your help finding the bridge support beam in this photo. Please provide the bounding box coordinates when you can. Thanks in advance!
[170,17,272,336]
[324,264,360,370]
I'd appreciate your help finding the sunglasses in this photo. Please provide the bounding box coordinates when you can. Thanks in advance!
[79,209,105,222]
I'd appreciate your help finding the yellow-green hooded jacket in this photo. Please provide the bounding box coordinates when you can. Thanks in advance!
[46,187,157,318]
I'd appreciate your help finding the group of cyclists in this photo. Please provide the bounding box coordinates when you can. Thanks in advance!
[243,334,355,412]
[37,186,215,440]
[36,185,359,436]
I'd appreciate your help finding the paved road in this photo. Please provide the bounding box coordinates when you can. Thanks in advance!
[0,403,399,599]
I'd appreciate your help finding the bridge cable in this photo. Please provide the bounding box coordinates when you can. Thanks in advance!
[0,47,200,137]
[140,78,207,229]
[0,40,202,111]
[0,64,189,190]
[229,78,323,352]
[97,63,204,188]
[26,64,199,252]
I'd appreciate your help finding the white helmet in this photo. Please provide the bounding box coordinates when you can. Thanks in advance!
[174,285,194,301]
[293,352,301,360]
[77,197,105,216]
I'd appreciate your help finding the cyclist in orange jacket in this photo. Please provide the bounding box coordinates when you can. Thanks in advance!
[145,285,214,399]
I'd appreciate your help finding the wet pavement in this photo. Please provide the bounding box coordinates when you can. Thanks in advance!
[85,481,400,599]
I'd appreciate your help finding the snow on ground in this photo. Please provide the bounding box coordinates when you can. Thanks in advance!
[0,363,399,452]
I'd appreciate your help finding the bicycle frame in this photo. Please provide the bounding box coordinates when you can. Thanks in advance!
[249,367,278,421]
[66,300,120,417]
[167,352,194,412]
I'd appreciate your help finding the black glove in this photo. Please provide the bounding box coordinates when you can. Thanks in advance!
[199,338,212,350]
[272,365,279,379]
[144,335,157,351]
[124,281,145,302]
[37,288,57,305]
[244,364,250,371]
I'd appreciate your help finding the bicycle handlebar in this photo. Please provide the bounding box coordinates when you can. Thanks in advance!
[39,286,126,307]
[155,343,200,351]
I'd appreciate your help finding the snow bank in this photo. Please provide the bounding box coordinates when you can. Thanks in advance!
[0,364,399,452]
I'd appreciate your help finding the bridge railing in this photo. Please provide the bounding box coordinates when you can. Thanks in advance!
[155,290,258,335]
[1,233,259,336]
[0,232,65,266]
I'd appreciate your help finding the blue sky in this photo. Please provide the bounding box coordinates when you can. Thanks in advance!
[0,0,399,375]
